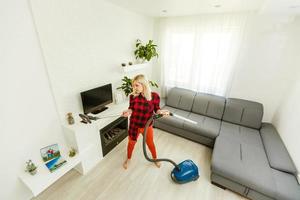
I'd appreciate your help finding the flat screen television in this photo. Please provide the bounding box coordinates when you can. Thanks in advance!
[80,83,113,114]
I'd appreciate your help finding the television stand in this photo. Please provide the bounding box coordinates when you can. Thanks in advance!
[91,106,108,114]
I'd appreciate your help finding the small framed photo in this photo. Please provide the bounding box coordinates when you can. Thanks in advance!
[40,144,67,172]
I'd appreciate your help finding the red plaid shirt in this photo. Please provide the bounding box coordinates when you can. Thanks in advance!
[128,92,160,141]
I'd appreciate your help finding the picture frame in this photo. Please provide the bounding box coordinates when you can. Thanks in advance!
[40,144,67,172]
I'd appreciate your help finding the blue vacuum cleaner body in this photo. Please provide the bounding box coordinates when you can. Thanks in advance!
[171,159,199,184]
[142,114,200,184]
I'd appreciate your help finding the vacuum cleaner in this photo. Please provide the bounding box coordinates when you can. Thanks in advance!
[79,112,200,183]
[142,113,200,184]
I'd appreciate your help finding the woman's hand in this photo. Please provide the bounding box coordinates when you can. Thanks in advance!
[156,109,170,116]
[122,109,132,117]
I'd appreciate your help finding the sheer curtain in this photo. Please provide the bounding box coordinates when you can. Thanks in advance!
[158,14,248,96]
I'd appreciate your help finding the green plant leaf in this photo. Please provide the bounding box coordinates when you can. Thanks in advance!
[134,39,159,61]
[118,76,159,96]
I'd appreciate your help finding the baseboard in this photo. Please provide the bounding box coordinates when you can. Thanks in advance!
[211,181,226,190]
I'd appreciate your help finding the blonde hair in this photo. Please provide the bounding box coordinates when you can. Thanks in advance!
[131,74,152,101]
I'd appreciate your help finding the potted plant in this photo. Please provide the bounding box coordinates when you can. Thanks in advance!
[25,160,37,175]
[117,76,159,97]
[134,39,159,63]
[69,148,76,157]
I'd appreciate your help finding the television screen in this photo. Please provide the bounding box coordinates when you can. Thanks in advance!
[80,83,113,114]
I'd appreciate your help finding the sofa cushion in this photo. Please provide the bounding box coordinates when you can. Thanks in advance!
[191,93,226,120]
[183,113,221,139]
[166,87,196,112]
[212,136,277,199]
[272,169,300,200]
[260,123,298,176]
[222,98,263,129]
[219,121,262,147]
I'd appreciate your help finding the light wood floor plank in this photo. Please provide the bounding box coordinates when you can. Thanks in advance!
[33,128,248,200]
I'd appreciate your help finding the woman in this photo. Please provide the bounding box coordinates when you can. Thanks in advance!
[121,74,169,169]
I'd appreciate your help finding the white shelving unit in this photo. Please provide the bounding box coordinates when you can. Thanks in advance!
[19,102,129,197]
[19,153,81,197]
[122,62,150,73]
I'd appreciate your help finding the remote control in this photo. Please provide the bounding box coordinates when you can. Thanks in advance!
[79,114,92,123]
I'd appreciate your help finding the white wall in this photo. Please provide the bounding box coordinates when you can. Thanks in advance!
[273,76,300,172]
[272,16,300,171]
[0,1,154,199]
[0,0,66,199]
[29,0,155,120]
[229,15,300,122]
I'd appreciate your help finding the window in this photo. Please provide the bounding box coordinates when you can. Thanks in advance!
[160,15,246,96]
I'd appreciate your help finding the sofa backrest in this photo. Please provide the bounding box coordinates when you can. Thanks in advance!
[260,123,298,176]
[222,98,263,129]
[166,87,196,111]
[191,93,226,120]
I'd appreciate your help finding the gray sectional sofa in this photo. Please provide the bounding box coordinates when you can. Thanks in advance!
[154,87,300,200]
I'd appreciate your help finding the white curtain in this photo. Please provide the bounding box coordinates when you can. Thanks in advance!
[158,14,248,96]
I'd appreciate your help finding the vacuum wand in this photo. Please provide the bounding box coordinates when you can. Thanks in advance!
[170,113,197,124]
[143,116,181,171]
[143,113,198,171]
[154,112,198,124]
[143,113,200,184]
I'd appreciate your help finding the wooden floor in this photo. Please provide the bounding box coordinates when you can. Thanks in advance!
[34,128,248,200]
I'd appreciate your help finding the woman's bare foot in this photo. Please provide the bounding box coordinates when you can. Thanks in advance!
[123,159,129,169]
[154,161,161,168]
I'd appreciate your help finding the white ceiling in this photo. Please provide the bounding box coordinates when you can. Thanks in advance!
[106,0,300,17]
[260,0,300,15]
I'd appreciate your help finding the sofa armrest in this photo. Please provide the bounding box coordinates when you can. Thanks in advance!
[260,123,298,175]
[160,98,166,108]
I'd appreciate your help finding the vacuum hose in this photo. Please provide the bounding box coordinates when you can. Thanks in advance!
[142,114,181,171]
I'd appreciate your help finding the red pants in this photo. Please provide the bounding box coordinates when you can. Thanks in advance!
[127,126,157,159]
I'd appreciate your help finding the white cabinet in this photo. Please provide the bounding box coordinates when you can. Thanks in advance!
[62,101,129,174]
[62,123,102,174]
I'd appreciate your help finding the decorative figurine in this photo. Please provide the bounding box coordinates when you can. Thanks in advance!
[67,112,75,125]
[69,148,76,157]
[25,160,37,175]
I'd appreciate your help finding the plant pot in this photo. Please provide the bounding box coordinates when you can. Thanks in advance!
[136,58,146,64]
[29,168,37,175]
